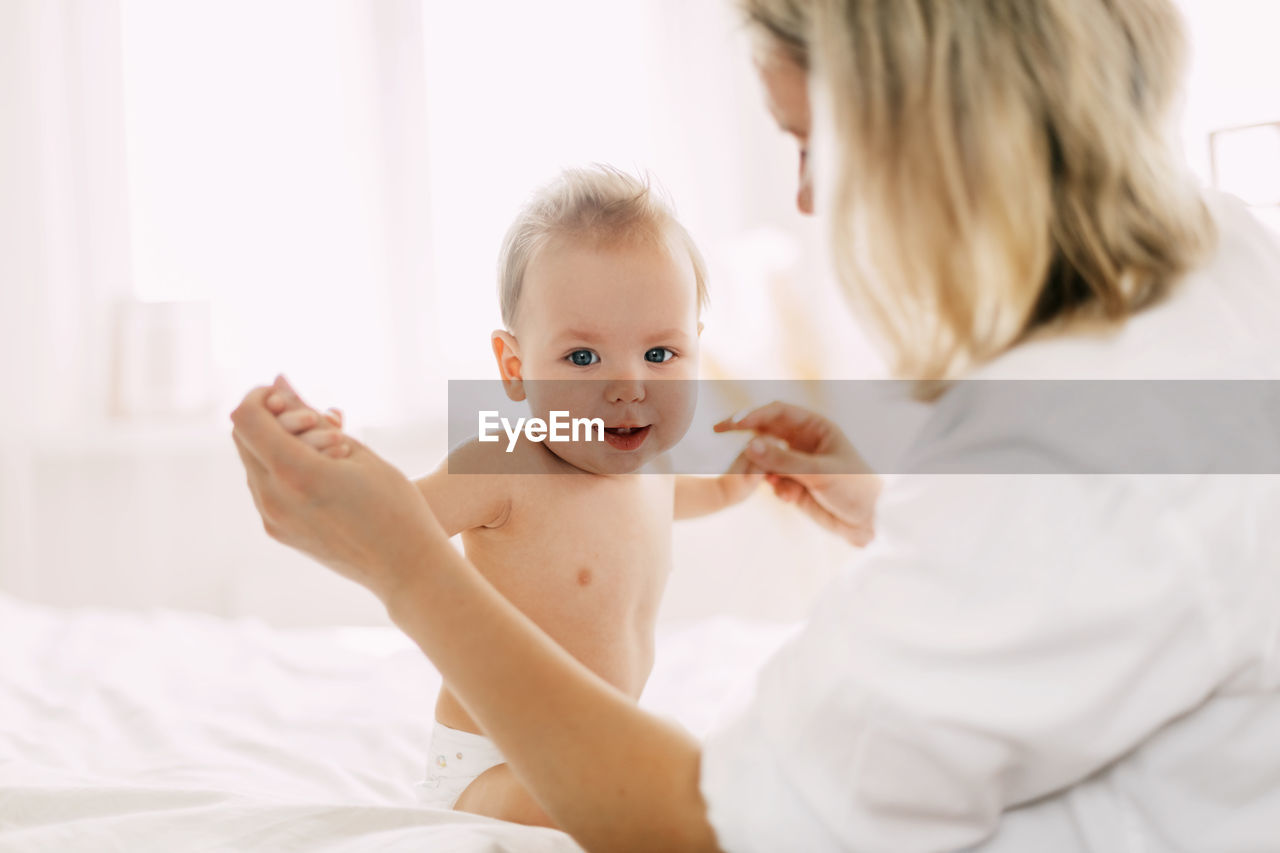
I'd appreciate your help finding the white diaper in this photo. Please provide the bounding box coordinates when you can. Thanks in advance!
[415,722,507,809]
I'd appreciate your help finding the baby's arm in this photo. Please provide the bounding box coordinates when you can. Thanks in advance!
[673,450,763,520]
[414,440,512,536]
[269,393,508,536]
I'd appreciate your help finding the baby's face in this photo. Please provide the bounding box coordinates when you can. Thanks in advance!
[501,229,701,475]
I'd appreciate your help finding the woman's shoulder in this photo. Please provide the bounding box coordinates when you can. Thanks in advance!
[904,194,1280,477]
[903,374,1280,477]
[975,191,1280,383]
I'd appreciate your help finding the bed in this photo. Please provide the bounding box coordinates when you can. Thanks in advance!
[0,591,797,851]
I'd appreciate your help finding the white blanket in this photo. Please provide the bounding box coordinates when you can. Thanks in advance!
[0,593,795,851]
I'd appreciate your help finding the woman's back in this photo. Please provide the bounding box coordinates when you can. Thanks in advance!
[699,194,1280,852]
[980,194,1280,851]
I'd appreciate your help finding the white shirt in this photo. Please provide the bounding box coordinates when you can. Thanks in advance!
[700,194,1280,852]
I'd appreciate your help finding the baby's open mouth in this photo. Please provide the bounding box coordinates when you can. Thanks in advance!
[602,424,651,451]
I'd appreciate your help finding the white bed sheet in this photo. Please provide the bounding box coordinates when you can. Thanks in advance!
[0,592,796,851]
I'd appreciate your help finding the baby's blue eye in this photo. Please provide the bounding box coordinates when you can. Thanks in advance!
[645,347,675,364]
[567,350,599,367]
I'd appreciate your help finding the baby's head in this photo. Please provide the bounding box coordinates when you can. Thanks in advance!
[491,166,708,475]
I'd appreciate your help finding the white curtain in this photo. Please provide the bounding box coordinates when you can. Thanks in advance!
[117,0,434,423]
[0,0,853,619]
[6,0,1272,619]
[3,0,870,426]
[1,0,134,591]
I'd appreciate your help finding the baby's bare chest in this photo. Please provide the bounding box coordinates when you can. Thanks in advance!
[461,476,674,617]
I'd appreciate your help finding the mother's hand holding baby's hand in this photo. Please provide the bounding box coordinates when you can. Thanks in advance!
[715,401,881,547]
[231,376,441,605]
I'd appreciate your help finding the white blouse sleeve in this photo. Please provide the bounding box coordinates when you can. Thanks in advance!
[699,467,1267,852]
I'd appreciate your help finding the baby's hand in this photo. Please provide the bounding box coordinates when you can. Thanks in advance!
[264,381,350,459]
[717,449,765,506]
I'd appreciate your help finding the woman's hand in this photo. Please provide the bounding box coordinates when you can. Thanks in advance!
[715,401,881,547]
[231,375,442,603]
[270,392,350,458]
[235,376,719,852]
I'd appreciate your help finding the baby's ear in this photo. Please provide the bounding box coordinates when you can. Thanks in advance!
[491,330,525,402]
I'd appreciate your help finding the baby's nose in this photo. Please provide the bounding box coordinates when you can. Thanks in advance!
[605,377,645,404]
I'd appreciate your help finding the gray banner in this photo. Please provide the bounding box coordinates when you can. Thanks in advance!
[446,380,1280,474]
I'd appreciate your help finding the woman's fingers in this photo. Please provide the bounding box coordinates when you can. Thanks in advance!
[766,470,878,545]
[716,399,844,458]
[232,428,290,541]
[715,401,801,433]
[278,408,319,433]
[230,386,281,470]
[230,385,320,480]
[231,377,440,603]
[265,374,312,415]
[790,488,872,547]
[232,429,268,479]
[724,448,764,477]
[323,442,352,459]
[770,476,805,503]
[262,378,348,453]
[714,400,834,441]
[745,435,826,482]
[718,450,766,503]
[279,404,343,436]
[299,426,346,451]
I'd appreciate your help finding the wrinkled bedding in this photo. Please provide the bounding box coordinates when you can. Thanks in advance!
[0,593,795,851]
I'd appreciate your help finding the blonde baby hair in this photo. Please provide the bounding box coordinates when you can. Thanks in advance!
[498,165,709,330]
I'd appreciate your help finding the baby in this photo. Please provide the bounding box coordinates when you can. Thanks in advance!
[272,166,759,826]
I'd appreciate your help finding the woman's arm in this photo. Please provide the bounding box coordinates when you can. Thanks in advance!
[232,379,720,852]
[264,391,511,537]
[389,541,717,850]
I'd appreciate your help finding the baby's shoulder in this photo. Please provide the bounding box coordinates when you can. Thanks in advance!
[442,433,563,475]
[443,434,515,475]
[432,435,573,519]
[414,437,528,534]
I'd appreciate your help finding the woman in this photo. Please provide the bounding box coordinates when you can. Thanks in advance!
[233,0,1280,849]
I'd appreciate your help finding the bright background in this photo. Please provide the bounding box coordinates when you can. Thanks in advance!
[2,0,1277,625]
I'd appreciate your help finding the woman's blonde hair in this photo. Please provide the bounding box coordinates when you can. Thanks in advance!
[498,165,709,330]
[742,0,1215,390]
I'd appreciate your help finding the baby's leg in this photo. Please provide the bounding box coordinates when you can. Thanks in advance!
[452,763,556,829]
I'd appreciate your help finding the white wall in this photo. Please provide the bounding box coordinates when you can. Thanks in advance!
[11,420,850,627]
[0,0,858,626]
[1176,0,1280,184]
[3,0,1277,626]
[0,2,39,588]
[10,424,424,626]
